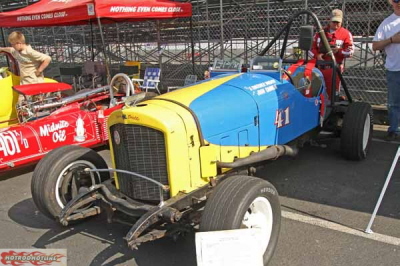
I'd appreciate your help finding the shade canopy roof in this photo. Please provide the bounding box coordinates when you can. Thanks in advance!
[0,0,192,27]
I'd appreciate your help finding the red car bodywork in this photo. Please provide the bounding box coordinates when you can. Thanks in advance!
[0,92,122,171]
[0,98,121,171]
[0,52,124,171]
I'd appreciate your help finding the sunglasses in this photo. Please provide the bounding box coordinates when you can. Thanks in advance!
[394,0,400,3]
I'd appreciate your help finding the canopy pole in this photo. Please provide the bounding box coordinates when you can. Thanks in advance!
[1,28,6,47]
[190,17,195,75]
[1,28,10,68]
[90,21,95,61]
[219,0,224,59]
[0,3,5,48]
[156,21,162,80]
[97,17,111,83]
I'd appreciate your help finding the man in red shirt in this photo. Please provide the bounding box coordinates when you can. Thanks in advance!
[310,9,354,100]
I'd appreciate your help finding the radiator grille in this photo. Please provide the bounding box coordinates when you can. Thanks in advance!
[110,123,169,201]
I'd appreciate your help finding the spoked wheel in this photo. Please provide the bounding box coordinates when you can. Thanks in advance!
[31,145,109,220]
[200,175,281,265]
[55,160,99,209]
[340,102,373,160]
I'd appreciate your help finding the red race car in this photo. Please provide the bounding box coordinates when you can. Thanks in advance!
[0,51,140,171]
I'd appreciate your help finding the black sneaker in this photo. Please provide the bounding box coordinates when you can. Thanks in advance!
[385,132,397,141]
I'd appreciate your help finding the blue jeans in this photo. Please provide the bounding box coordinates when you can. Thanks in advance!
[387,70,400,133]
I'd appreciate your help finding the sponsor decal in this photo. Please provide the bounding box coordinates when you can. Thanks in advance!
[40,121,69,143]
[127,115,140,121]
[17,12,68,22]
[0,131,28,157]
[244,80,277,96]
[74,116,86,142]
[0,249,67,266]
[87,3,95,16]
[109,6,183,13]
[17,0,69,23]
[261,187,276,195]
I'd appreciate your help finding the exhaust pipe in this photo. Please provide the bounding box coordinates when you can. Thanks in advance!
[217,145,298,169]
[31,86,110,112]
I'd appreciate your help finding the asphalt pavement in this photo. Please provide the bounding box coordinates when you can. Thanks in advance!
[0,127,399,266]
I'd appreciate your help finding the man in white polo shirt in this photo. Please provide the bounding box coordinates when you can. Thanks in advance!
[373,0,400,141]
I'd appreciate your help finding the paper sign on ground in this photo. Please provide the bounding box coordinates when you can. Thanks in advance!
[196,228,264,266]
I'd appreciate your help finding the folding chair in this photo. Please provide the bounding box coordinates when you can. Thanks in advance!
[132,67,161,94]
[167,74,198,92]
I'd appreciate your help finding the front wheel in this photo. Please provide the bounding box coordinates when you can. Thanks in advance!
[31,145,110,220]
[340,102,373,160]
[200,175,281,265]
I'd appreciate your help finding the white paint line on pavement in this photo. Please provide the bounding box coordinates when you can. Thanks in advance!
[372,137,400,144]
[282,211,400,246]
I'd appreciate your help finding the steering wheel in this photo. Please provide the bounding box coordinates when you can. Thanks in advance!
[281,68,294,85]
[109,73,135,107]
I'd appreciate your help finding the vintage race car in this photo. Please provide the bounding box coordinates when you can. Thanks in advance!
[0,55,136,171]
[31,11,372,265]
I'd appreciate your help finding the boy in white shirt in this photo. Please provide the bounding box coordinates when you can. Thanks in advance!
[0,31,51,85]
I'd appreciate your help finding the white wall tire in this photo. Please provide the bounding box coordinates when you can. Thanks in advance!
[200,175,281,265]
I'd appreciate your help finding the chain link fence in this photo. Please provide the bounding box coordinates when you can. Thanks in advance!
[0,0,393,105]
[189,0,392,105]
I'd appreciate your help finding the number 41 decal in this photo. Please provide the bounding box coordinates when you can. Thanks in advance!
[274,107,290,128]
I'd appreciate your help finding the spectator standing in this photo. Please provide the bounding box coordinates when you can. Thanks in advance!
[373,0,400,141]
[0,31,51,85]
[310,9,354,99]
[204,68,211,80]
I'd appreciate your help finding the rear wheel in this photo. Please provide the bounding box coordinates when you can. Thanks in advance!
[200,175,281,265]
[340,102,373,160]
[31,145,109,220]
